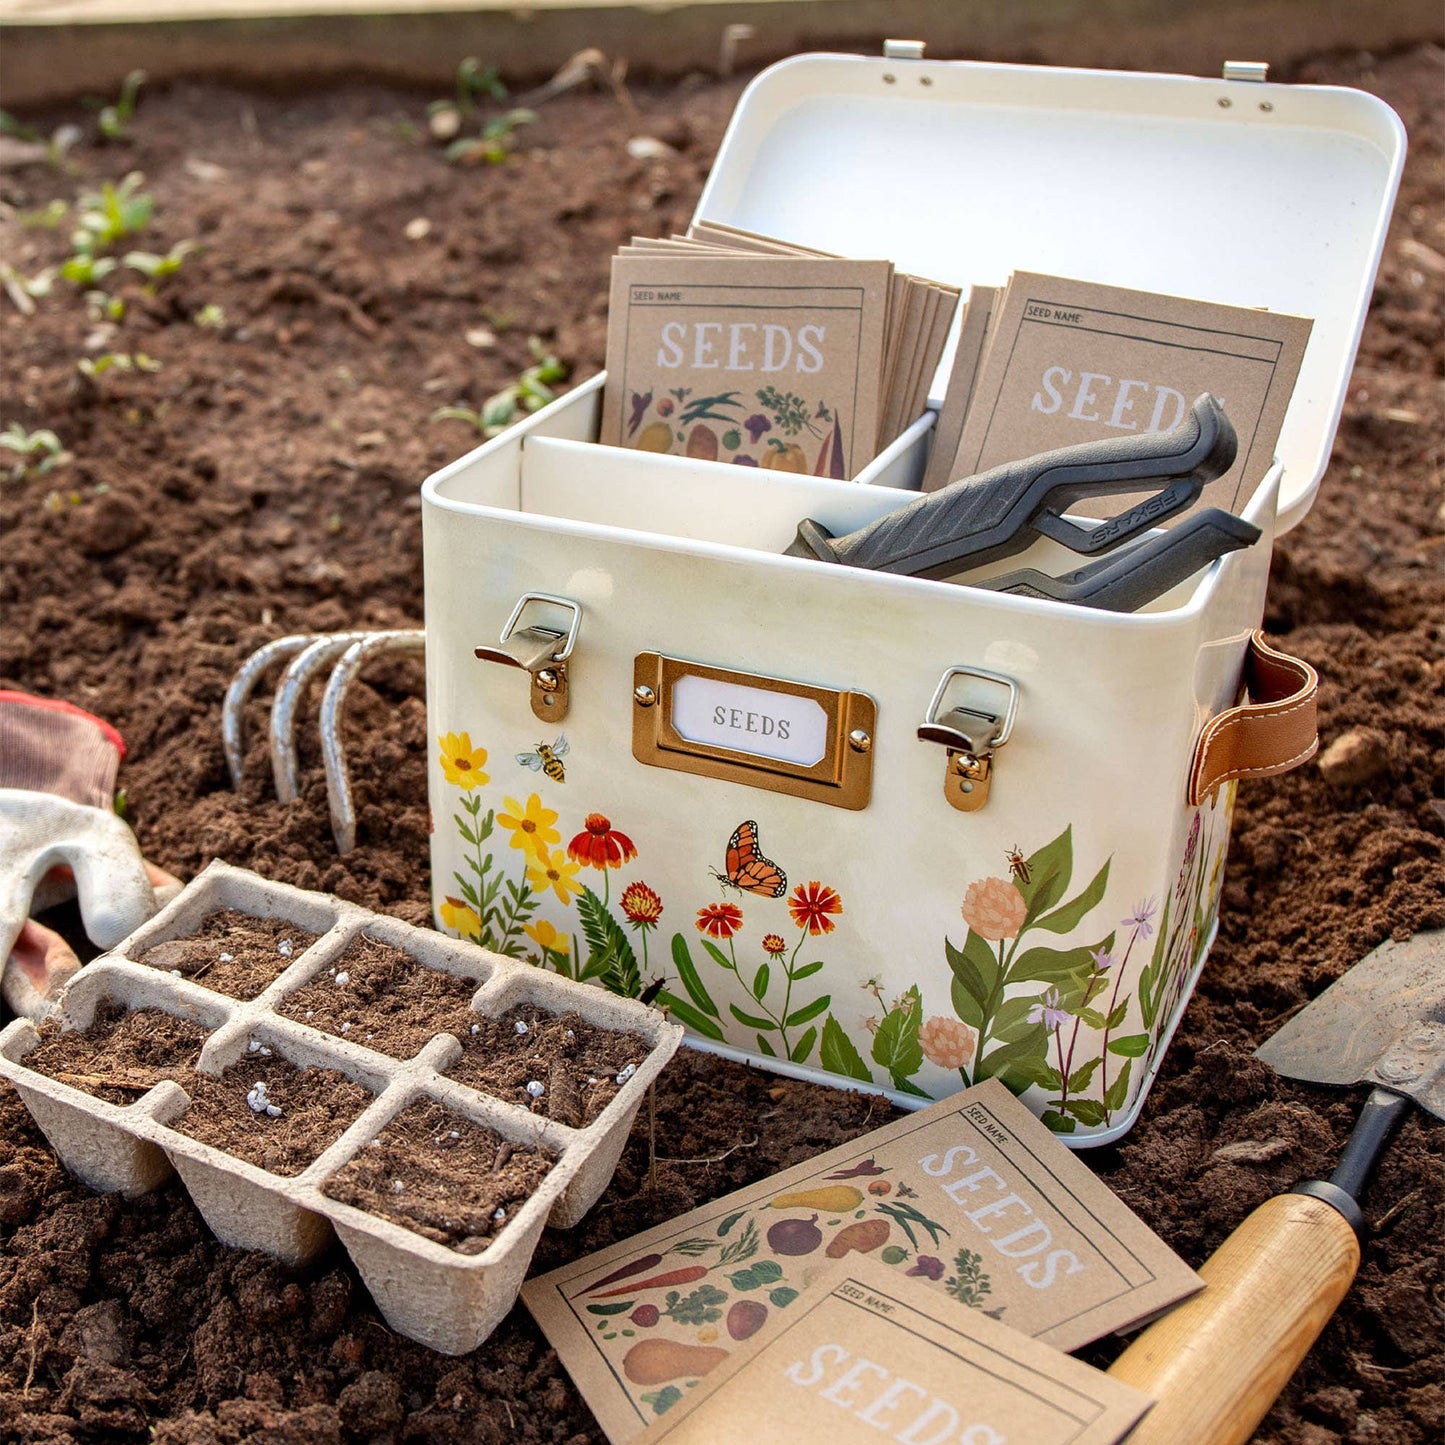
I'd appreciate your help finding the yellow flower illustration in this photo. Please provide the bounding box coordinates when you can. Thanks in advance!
[525,847,584,906]
[498,793,561,858]
[438,732,489,791]
[523,918,570,956]
[439,896,482,941]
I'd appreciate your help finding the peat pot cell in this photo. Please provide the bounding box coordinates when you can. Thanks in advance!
[137,910,318,999]
[321,1099,555,1254]
[443,1004,650,1128]
[276,933,477,1058]
[173,1053,373,1177]
[24,1001,210,1105]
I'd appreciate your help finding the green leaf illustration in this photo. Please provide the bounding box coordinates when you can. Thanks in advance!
[1020,826,1073,924]
[642,1386,683,1416]
[1063,1098,1108,1127]
[670,934,720,1016]
[1041,1110,1077,1134]
[656,990,725,1041]
[1138,894,1173,1029]
[946,932,999,1021]
[728,1260,784,1291]
[872,985,923,1080]
[1007,942,1100,987]
[820,1014,872,1082]
[730,1004,777,1031]
[792,960,824,980]
[1107,1033,1151,1057]
[699,938,733,972]
[768,1287,799,1308]
[1104,1058,1133,1113]
[789,1025,818,1063]
[1035,856,1111,935]
[752,962,771,1000]
[785,995,830,1029]
[756,1032,777,1057]
[1066,1057,1102,1094]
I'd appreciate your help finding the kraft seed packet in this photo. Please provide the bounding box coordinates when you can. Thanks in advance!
[600,253,892,479]
[634,1255,1153,1445]
[945,272,1313,514]
[523,1078,1198,1442]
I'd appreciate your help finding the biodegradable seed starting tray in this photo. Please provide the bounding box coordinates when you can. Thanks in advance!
[0,861,683,1355]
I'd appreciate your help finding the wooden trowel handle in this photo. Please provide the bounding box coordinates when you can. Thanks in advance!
[1108,1192,1359,1445]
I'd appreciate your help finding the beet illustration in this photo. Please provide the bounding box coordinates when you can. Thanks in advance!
[727,1300,768,1342]
[630,1304,660,1327]
[767,1213,823,1256]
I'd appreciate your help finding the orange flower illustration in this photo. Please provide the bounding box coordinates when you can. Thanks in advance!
[960,876,1027,941]
[788,881,842,936]
[567,813,638,870]
[761,933,787,956]
[621,880,663,927]
[696,902,744,940]
[438,732,489,791]
[919,1016,978,1071]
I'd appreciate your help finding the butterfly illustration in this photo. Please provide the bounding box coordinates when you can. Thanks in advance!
[711,820,787,898]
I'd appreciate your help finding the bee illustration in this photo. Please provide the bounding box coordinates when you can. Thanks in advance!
[1006,845,1031,885]
[515,733,569,784]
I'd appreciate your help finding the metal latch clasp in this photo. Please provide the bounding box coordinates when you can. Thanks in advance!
[474,593,581,722]
[917,666,1019,812]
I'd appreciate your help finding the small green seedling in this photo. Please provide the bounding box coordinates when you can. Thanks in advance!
[194,303,227,329]
[124,239,197,283]
[428,57,509,137]
[98,70,146,140]
[77,352,160,381]
[61,253,117,287]
[0,423,68,481]
[432,337,567,439]
[0,263,55,316]
[444,108,537,166]
[84,291,126,322]
[73,173,154,253]
[19,200,68,230]
[0,111,81,169]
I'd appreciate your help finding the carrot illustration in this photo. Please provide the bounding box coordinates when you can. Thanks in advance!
[591,1264,709,1299]
[583,1252,665,1294]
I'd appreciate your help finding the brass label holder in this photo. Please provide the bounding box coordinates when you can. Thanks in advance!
[917,666,1019,812]
[632,653,875,811]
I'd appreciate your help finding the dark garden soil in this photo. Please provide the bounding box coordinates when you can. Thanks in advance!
[24,1003,210,1106]
[445,1004,650,1128]
[138,910,317,998]
[0,40,1442,1445]
[171,1052,373,1177]
[320,1099,556,1254]
[275,933,478,1058]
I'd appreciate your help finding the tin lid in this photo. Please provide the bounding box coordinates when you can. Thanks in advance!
[693,50,1405,532]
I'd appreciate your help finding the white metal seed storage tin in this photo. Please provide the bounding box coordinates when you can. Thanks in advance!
[420,50,1403,1145]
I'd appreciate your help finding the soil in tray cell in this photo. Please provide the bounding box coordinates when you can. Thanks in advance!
[137,910,319,999]
[320,1098,555,1254]
[443,1004,649,1128]
[275,933,478,1057]
[23,1001,210,1105]
[173,1052,373,1176]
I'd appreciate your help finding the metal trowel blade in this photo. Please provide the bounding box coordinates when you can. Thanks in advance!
[1255,930,1445,1120]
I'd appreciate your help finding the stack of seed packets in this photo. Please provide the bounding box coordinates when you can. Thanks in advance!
[922,271,1313,514]
[523,1079,1197,1443]
[599,224,959,479]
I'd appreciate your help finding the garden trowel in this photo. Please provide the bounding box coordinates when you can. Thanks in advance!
[1109,929,1443,1445]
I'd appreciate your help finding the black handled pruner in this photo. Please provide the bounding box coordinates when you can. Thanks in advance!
[784,394,1260,610]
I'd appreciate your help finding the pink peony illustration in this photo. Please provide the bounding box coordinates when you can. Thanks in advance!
[960,876,1027,940]
[918,1016,978,1071]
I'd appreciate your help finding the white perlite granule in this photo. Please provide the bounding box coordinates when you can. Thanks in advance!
[525,1080,545,1098]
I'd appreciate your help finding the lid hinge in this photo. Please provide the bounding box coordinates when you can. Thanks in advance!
[883,39,927,61]
[1222,60,1270,83]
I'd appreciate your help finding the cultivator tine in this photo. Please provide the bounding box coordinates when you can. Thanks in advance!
[222,634,321,787]
[269,632,374,804]
[321,630,427,856]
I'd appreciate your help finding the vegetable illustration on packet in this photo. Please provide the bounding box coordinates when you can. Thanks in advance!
[523,1078,1200,1443]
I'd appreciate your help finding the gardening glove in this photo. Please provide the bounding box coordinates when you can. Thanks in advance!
[0,691,180,1020]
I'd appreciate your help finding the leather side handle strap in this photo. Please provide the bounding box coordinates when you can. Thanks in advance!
[1189,631,1318,806]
